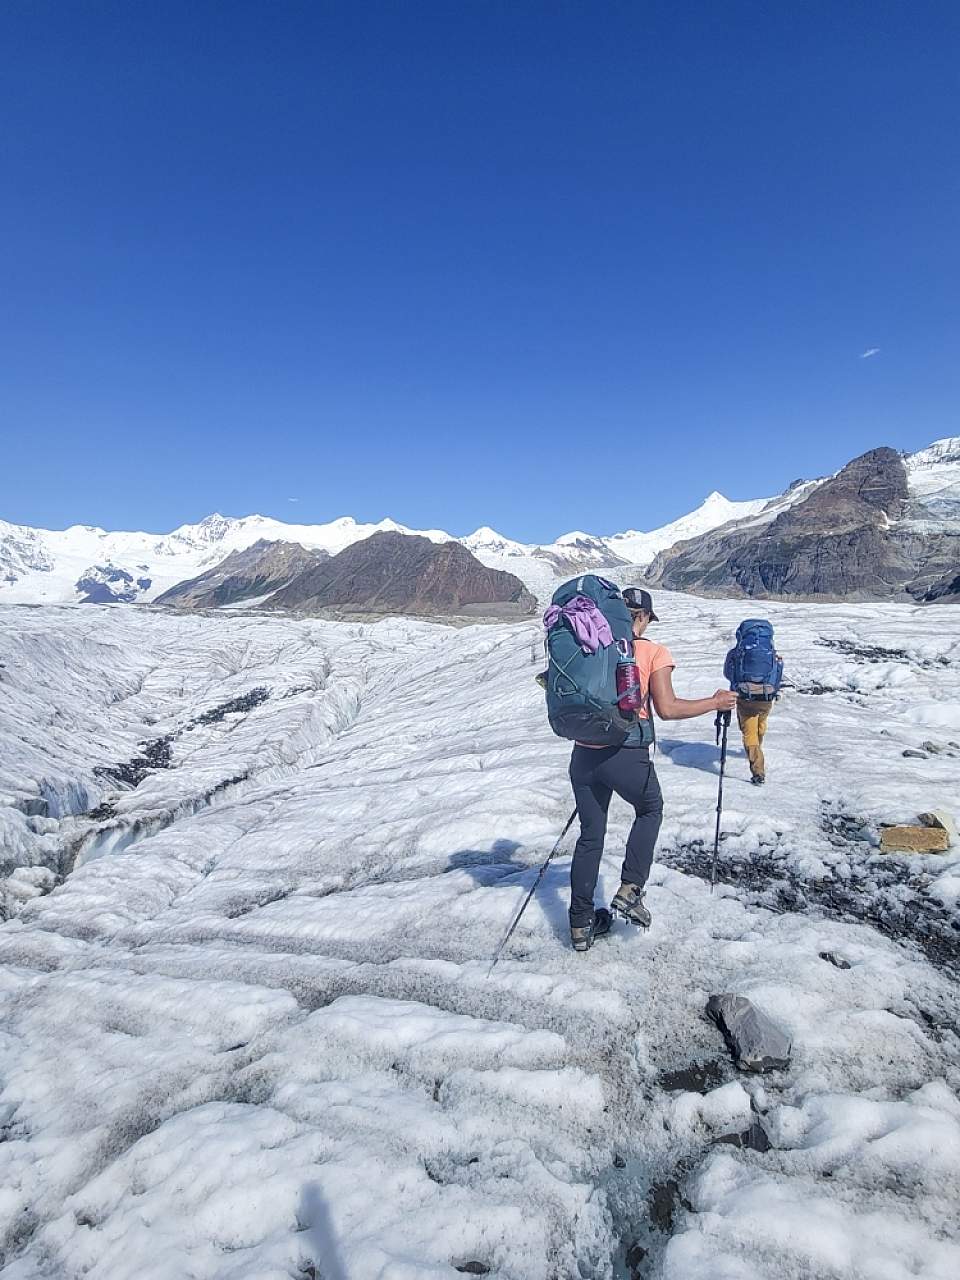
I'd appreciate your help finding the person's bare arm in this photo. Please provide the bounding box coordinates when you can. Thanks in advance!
[650,667,737,721]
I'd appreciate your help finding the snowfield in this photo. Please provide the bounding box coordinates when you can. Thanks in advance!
[0,599,959,1279]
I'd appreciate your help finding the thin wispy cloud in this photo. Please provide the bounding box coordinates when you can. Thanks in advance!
[860,347,880,359]
[287,497,300,503]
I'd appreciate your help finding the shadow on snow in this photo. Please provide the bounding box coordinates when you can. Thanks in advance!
[298,1182,349,1280]
[447,837,571,949]
[657,738,745,776]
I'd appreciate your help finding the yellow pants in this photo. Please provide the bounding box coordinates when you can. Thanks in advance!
[737,700,773,779]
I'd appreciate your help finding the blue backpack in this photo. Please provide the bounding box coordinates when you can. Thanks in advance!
[726,619,783,699]
[544,575,649,747]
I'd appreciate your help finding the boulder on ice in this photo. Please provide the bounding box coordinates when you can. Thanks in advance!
[879,824,950,854]
[706,994,792,1074]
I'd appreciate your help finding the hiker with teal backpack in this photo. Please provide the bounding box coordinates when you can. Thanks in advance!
[723,620,784,786]
[543,577,737,952]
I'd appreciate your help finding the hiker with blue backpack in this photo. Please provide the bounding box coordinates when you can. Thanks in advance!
[724,620,784,786]
[543,576,737,952]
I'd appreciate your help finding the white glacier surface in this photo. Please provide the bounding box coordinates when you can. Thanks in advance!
[0,599,959,1278]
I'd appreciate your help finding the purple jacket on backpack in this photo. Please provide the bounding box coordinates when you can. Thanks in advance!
[543,595,614,654]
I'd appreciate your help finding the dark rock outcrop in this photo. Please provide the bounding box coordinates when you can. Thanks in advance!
[648,447,960,601]
[77,565,151,604]
[918,570,960,603]
[266,531,536,618]
[156,540,327,609]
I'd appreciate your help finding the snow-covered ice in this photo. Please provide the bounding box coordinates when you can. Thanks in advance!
[0,597,958,1278]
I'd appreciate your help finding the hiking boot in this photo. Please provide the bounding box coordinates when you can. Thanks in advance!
[751,774,765,786]
[610,882,651,929]
[570,921,594,952]
[570,907,613,953]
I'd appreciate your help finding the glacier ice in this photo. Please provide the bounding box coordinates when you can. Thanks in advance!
[0,598,958,1278]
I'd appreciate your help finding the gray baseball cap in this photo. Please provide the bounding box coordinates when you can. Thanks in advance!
[622,587,659,621]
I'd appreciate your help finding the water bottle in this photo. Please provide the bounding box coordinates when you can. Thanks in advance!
[616,641,643,713]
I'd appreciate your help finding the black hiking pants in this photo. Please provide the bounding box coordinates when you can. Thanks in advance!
[568,744,663,927]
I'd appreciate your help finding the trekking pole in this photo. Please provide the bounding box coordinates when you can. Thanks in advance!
[711,710,731,892]
[487,808,578,975]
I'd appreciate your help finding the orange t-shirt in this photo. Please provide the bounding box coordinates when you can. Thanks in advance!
[633,638,675,719]
[576,638,675,747]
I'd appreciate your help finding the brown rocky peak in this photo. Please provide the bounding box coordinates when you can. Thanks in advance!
[643,440,954,602]
[156,539,328,609]
[768,446,908,538]
[266,531,536,618]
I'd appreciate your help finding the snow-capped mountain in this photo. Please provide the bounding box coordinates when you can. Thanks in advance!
[603,491,772,565]
[460,526,531,558]
[0,518,54,582]
[0,493,769,607]
[2,438,956,607]
[903,435,960,519]
[0,514,457,606]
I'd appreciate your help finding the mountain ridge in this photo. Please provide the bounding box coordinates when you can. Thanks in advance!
[0,490,768,605]
[645,440,960,602]
[2,436,958,606]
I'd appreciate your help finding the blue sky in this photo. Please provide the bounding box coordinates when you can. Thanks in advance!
[1,1,958,541]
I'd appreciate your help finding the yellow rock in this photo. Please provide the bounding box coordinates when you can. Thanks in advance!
[879,825,950,854]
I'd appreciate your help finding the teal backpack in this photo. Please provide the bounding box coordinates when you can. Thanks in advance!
[544,575,651,748]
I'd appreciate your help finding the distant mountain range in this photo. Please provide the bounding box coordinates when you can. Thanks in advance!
[0,490,767,607]
[1,436,957,610]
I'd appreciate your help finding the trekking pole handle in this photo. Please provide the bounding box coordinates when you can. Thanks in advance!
[714,708,731,744]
